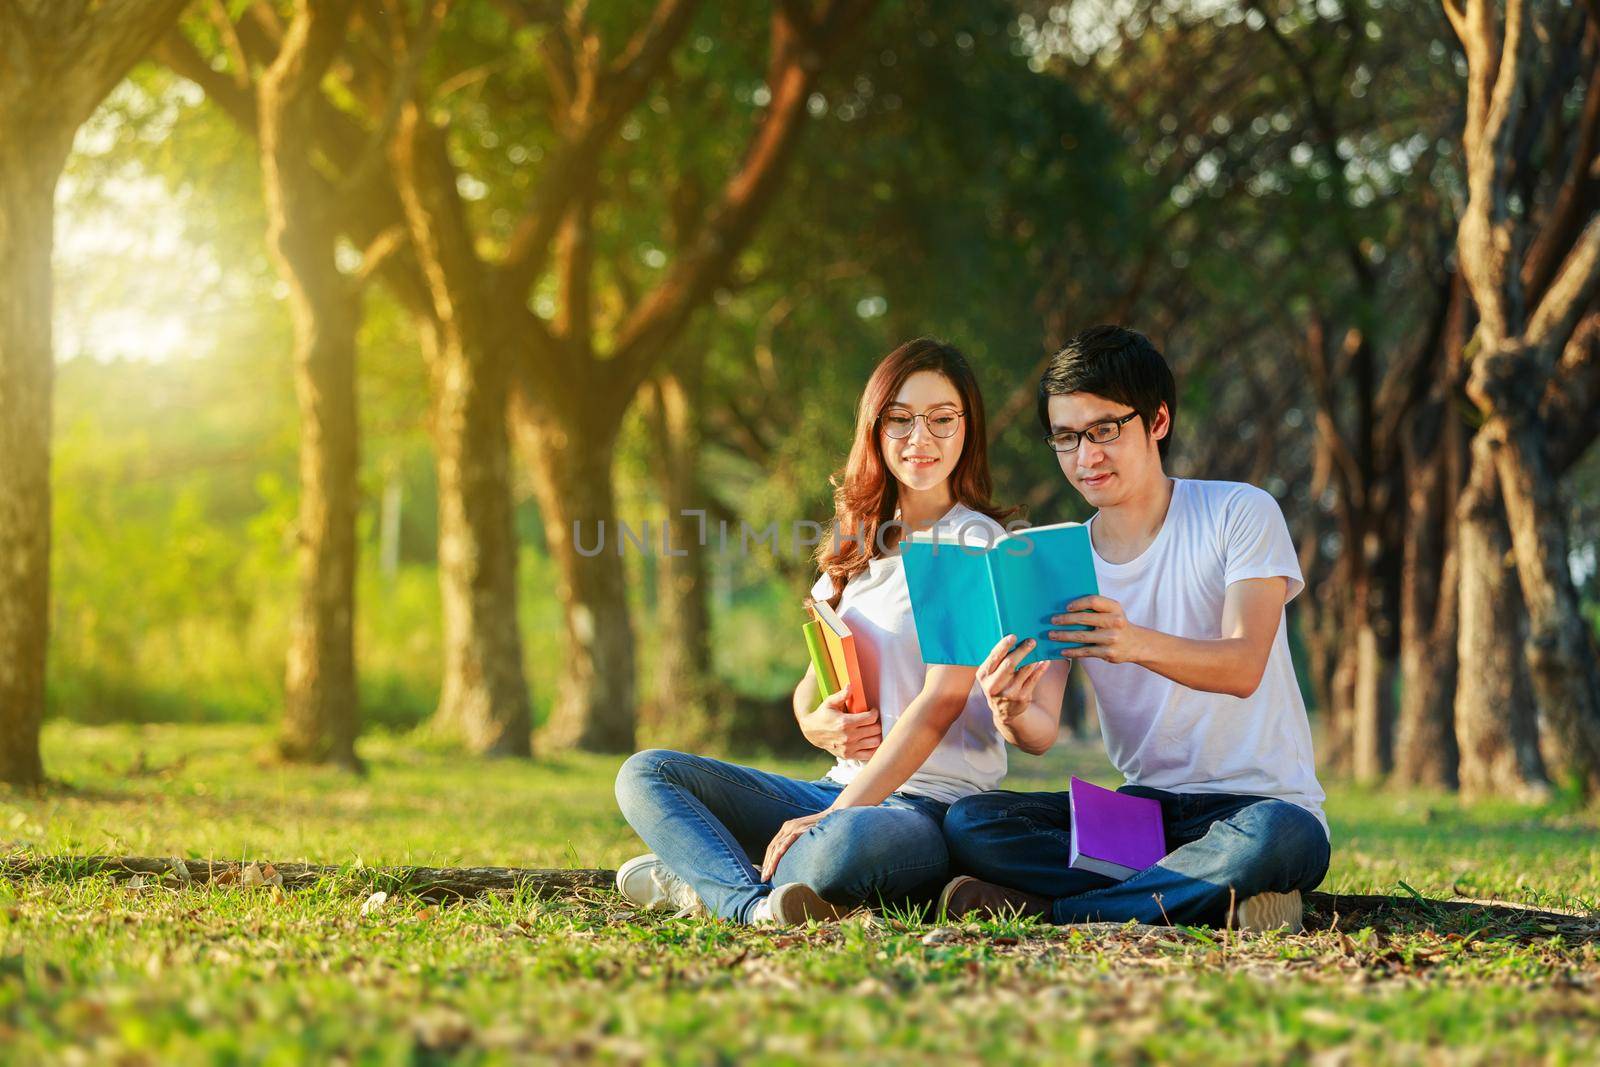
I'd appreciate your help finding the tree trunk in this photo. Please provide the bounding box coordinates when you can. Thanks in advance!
[516,394,637,753]
[422,321,534,755]
[1327,630,1359,776]
[0,0,192,786]
[1351,607,1393,783]
[1394,392,1462,788]
[0,128,71,787]
[391,105,533,757]
[260,0,362,770]
[1454,434,1551,802]
[1306,552,1358,777]
[1351,475,1402,783]
[1487,413,1600,795]
[639,367,726,749]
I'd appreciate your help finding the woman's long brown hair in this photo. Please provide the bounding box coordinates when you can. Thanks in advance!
[812,338,1019,608]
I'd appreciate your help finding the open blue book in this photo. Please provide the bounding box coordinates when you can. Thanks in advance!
[900,520,1099,668]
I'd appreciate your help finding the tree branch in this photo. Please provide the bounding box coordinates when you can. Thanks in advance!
[1526,212,1600,365]
[155,26,261,133]
[605,0,877,407]
[206,0,255,90]
[1521,45,1600,303]
[1458,0,1529,340]
[1545,311,1600,473]
[342,0,452,196]
[50,0,192,126]
[495,0,703,297]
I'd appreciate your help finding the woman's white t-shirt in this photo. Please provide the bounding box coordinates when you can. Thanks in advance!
[1081,478,1329,837]
[808,503,1010,805]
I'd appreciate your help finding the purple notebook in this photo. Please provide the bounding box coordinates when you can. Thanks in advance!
[1068,776,1166,881]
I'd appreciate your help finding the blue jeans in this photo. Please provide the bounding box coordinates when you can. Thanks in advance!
[943,785,1330,926]
[614,749,951,923]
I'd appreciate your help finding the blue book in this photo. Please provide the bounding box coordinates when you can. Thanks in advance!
[900,520,1099,668]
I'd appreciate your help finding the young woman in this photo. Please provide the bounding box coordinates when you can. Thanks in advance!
[614,338,1019,924]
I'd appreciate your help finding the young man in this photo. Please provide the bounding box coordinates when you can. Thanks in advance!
[939,325,1329,932]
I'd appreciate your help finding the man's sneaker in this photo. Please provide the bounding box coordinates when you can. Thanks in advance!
[939,875,1051,921]
[764,883,848,924]
[615,854,706,917]
[1235,890,1303,933]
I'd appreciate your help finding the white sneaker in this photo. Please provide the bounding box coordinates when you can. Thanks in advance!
[615,854,706,917]
[1235,890,1304,933]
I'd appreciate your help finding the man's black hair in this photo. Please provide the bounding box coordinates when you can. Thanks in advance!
[1036,325,1176,460]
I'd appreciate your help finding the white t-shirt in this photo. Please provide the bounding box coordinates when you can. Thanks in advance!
[809,503,1010,805]
[1079,478,1329,838]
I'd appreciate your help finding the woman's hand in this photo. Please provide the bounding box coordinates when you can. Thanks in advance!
[797,685,881,760]
[978,634,1053,724]
[761,810,829,882]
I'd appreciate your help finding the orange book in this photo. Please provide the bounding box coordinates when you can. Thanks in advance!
[811,600,868,713]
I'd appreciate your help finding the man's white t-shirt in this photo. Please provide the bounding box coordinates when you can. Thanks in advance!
[1079,478,1329,838]
[809,503,1010,805]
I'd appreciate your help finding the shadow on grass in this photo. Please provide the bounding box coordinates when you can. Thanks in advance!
[1305,889,1600,944]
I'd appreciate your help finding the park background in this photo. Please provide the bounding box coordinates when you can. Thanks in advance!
[3,0,1600,1063]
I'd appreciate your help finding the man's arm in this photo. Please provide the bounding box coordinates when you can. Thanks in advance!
[1050,576,1289,699]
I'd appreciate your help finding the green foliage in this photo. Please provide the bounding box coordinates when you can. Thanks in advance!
[43,0,1600,746]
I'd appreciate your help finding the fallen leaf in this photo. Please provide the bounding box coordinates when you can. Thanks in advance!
[360,891,388,917]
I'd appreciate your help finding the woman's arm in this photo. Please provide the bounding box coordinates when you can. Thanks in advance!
[792,664,819,721]
[998,660,1068,755]
[792,665,882,760]
[977,635,1066,755]
[759,665,973,879]
[826,665,974,808]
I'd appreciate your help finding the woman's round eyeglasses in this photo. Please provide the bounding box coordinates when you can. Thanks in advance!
[879,408,965,439]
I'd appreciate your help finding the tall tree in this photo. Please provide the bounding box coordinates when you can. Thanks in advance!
[1449,0,1600,797]
[159,5,535,756]
[0,0,190,786]
[169,0,876,754]
[259,0,366,769]
[384,0,876,751]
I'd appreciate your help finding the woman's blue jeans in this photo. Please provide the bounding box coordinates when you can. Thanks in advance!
[615,749,951,923]
[943,785,1330,926]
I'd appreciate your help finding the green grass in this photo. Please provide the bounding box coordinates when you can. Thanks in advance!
[3,722,1599,1064]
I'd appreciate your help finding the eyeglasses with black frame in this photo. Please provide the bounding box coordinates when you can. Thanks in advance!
[1042,411,1140,453]
[878,406,965,439]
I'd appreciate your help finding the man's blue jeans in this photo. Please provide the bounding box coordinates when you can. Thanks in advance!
[943,785,1330,926]
[615,749,951,923]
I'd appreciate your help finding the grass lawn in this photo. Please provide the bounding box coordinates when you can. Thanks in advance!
[3,722,1598,1064]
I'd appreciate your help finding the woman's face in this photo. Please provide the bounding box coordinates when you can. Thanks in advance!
[878,370,967,495]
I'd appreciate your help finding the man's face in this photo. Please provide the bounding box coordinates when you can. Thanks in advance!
[1045,391,1168,508]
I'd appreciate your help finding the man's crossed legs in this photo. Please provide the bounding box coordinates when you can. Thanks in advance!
[940,785,1329,930]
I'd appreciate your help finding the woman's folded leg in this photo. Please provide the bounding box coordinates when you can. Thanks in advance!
[772,801,951,910]
[614,748,838,922]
